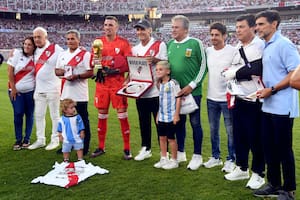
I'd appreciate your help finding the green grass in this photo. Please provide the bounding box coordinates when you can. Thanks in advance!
[0,63,299,200]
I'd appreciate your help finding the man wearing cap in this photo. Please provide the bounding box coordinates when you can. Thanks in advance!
[91,16,133,160]
[132,19,168,161]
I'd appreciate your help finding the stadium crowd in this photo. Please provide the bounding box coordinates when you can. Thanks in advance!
[0,17,299,51]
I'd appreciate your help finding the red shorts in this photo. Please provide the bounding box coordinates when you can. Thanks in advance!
[94,76,128,109]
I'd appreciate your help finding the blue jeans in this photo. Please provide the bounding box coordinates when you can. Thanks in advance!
[176,95,203,155]
[9,90,34,144]
[207,99,235,161]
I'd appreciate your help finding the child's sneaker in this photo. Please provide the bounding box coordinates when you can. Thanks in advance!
[162,159,179,170]
[154,157,168,168]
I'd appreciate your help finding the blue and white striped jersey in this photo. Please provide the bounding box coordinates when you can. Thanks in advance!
[158,79,181,123]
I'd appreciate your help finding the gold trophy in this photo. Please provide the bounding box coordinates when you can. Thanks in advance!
[92,39,103,69]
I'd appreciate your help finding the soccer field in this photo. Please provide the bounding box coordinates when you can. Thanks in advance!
[0,63,299,200]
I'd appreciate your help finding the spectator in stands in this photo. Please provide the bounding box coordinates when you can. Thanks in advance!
[203,22,236,173]
[222,14,265,190]
[7,36,36,150]
[28,27,63,151]
[167,15,207,170]
[90,16,133,160]
[55,29,94,156]
[131,19,168,161]
[254,10,300,200]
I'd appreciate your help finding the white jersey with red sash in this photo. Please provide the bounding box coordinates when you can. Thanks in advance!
[132,37,168,98]
[7,49,35,93]
[56,48,93,101]
[34,40,63,93]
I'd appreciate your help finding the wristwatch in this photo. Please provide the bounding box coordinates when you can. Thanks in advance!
[271,86,277,95]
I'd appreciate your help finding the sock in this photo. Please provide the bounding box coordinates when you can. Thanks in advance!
[98,113,108,150]
[118,112,130,151]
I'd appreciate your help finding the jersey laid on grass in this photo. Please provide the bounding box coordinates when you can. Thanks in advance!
[57,114,85,144]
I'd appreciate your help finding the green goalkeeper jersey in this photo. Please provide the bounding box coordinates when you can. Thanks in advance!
[167,36,207,96]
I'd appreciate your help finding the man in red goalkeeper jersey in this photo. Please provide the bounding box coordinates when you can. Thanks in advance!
[91,16,132,160]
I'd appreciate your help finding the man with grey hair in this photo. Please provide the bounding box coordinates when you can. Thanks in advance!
[55,29,94,156]
[167,15,207,170]
[28,27,63,150]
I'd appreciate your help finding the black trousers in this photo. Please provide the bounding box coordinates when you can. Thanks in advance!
[261,112,295,191]
[232,98,265,175]
[136,97,159,150]
[76,102,91,155]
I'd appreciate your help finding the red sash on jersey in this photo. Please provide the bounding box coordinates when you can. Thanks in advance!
[61,50,87,93]
[67,50,86,68]
[144,40,161,57]
[8,59,34,89]
[35,43,55,76]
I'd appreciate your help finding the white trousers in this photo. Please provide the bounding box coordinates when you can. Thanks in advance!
[34,92,60,143]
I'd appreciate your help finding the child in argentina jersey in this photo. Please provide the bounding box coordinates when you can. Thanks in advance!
[158,79,181,123]
[57,99,85,162]
[155,61,181,170]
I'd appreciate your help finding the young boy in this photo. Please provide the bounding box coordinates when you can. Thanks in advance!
[57,99,85,162]
[154,61,181,170]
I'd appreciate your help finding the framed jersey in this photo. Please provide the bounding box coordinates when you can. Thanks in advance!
[117,56,153,98]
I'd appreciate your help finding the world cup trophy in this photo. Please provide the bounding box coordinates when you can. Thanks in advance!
[92,39,104,82]
[92,39,103,70]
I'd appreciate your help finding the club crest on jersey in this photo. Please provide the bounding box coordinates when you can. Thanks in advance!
[149,50,155,56]
[115,48,120,54]
[46,50,51,57]
[75,56,81,62]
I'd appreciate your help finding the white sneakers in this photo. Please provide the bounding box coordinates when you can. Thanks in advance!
[154,157,169,168]
[203,157,223,168]
[154,157,178,170]
[45,141,60,150]
[28,140,46,150]
[177,151,187,163]
[222,160,236,173]
[224,166,249,181]
[162,159,179,170]
[187,154,203,170]
[246,172,265,189]
[134,147,152,161]
[29,140,59,150]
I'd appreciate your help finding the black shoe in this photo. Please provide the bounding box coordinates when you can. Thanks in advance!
[277,190,295,200]
[90,148,105,158]
[56,148,63,154]
[123,150,132,160]
[253,183,280,198]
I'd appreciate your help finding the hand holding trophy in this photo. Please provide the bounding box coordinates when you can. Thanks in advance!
[92,39,105,83]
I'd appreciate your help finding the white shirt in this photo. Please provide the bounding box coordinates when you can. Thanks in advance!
[231,36,265,99]
[206,45,236,101]
[56,48,92,102]
[132,37,168,98]
[7,49,35,93]
[34,40,63,93]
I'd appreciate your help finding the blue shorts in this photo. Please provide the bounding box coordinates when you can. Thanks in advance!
[157,121,176,139]
[62,142,83,153]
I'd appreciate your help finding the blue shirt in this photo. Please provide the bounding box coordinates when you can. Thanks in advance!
[57,114,85,144]
[262,30,300,117]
